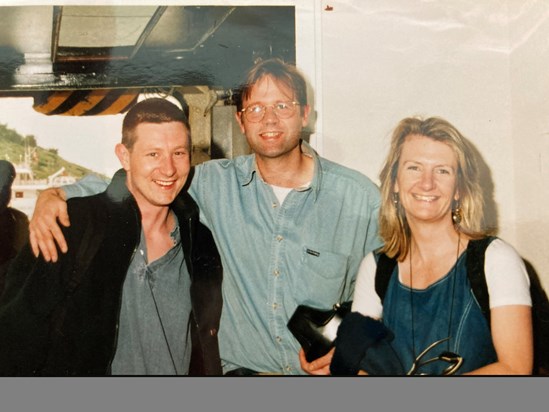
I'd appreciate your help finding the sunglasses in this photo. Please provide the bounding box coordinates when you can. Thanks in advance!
[407,337,463,376]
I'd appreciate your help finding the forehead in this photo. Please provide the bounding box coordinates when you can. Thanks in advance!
[132,121,188,146]
[244,75,295,104]
[399,134,457,167]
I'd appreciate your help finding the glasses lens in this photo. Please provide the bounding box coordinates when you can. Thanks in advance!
[274,102,297,119]
[243,102,298,122]
[244,105,264,122]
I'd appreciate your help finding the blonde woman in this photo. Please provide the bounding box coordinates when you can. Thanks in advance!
[332,117,532,375]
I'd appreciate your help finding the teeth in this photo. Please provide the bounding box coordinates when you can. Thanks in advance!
[155,180,174,187]
[414,194,437,202]
[261,132,280,138]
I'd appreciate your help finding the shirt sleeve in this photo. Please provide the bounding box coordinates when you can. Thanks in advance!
[351,252,384,319]
[485,238,532,308]
[63,173,111,200]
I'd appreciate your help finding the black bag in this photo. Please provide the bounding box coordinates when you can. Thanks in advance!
[287,301,352,362]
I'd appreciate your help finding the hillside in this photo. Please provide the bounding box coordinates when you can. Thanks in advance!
[0,123,94,180]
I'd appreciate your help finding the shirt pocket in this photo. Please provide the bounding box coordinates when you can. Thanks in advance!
[294,246,350,307]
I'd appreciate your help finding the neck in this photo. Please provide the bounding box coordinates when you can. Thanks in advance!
[255,144,314,188]
[407,220,461,259]
[139,205,173,235]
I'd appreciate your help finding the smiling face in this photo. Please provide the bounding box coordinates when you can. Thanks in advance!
[116,121,190,213]
[236,75,310,161]
[394,134,459,227]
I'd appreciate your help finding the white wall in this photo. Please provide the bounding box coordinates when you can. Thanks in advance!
[314,0,548,289]
[508,1,549,287]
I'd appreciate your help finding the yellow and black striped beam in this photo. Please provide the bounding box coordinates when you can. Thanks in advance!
[33,89,140,116]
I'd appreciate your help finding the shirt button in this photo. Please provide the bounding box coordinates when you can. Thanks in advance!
[273,269,280,277]
[285,365,292,372]
[276,235,283,242]
[276,336,282,343]
[272,202,278,208]
[272,302,278,310]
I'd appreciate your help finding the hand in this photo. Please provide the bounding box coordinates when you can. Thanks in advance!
[299,347,334,375]
[29,188,70,262]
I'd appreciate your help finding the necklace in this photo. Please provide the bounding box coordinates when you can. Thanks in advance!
[409,232,461,360]
[146,268,179,375]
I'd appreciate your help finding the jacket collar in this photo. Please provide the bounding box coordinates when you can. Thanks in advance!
[106,168,199,222]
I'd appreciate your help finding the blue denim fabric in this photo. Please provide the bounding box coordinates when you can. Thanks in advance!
[63,141,382,375]
[383,252,497,375]
[189,142,382,374]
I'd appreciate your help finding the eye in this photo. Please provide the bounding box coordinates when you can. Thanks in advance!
[276,102,290,110]
[406,165,420,171]
[436,167,452,175]
[147,152,158,158]
[174,150,188,157]
[247,104,264,114]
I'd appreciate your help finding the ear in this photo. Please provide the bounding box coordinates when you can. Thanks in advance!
[235,112,246,134]
[115,143,131,171]
[454,188,460,201]
[393,181,400,193]
[301,104,311,127]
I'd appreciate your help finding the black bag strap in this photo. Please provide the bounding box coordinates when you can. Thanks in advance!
[465,236,496,325]
[374,252,397,303]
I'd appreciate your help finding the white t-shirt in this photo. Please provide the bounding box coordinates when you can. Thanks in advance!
[352,238,532,319]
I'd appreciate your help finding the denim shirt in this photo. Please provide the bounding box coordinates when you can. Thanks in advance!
[383,252,497,375]
[64,141,382,374]
[190,142,382,374]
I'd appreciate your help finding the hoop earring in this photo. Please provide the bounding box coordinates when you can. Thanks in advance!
[452,202,462,225]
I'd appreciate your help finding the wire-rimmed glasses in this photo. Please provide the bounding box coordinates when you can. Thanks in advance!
[240,101,300,122]
[407,337,463,376]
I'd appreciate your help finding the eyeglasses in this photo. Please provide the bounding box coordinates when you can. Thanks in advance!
[406,337,463,376]
[240,101,300,123]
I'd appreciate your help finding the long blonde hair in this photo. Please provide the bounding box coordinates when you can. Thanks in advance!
[379,116,489,260]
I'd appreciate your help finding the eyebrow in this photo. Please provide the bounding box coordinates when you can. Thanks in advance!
[402,160,455,169]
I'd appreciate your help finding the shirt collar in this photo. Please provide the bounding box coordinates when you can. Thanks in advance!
[236,140,323,201]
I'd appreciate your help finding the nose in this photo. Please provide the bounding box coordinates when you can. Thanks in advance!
[419,170,435,190]
[262,105,279,124]
[160,155,176,176]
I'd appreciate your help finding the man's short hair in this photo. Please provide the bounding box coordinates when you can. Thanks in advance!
[236,58,308,113]
[122,98,191,151]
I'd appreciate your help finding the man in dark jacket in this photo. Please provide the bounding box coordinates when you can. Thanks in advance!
[0,98,222,376]
[0,160,29,295]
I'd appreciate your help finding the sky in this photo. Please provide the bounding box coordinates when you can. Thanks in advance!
[0,97,124,177]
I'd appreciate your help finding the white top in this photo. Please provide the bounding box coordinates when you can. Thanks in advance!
[352,238,532,319]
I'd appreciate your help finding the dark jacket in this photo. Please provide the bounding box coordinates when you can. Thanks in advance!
[0,171,223,376]
[0,206,29,295]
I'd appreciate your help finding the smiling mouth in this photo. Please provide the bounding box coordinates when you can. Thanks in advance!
[260,131,282,139]
[154,180,176,188]
[413,194,439,202]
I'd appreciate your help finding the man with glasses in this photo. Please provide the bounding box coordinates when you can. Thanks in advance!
[28,58,382,375]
